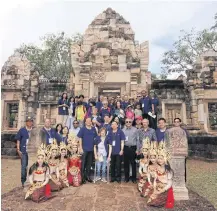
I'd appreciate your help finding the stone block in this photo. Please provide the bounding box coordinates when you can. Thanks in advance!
[99,48,110,56]
[82,45,91,53]
[110,56,118,64]
[118,55,126,63]
[119,63,127,72]
[191,112,198,118]
[2,148,17,156]
[95,56,104,64]
[112,42,121,50]
[191,105,198,112]
[100,31,109,39]
[3,141,16,148]
[16,79,24,86]
[111,64,119,71]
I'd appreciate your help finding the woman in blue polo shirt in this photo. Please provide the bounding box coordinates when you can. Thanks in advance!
[77,118,97,184]
[108,121,125,183]
[58,92,69,126]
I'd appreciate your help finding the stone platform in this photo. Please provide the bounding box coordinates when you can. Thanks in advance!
[2,183,216,211]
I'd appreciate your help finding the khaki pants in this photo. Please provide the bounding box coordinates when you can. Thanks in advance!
[57,115,68,126]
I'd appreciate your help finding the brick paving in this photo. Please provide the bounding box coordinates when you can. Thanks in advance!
[1,158,217,211]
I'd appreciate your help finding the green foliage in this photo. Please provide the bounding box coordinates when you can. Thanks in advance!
[15,32,83,79]
[161,14,217,74]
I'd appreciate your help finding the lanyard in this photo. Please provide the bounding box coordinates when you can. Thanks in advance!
[62,136,67,144]
[44,128,51,138]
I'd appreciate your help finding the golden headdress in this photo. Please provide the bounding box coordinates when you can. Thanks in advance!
[46,139,59,157]
[67,132,77,144]
[142,137,151,150]
[59,141,67,152]
[149,141,158,156]
[37,143,47,157]
[157,141,171,161]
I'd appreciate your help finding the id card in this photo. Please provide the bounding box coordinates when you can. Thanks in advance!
[125,136,128,142]
[63,107,66,110]
[142,103,144,108]
[49,138,53,144]
[26,139,29,145]
[112,141,116,146]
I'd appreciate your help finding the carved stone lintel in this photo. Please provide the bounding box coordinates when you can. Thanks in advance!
[90,71,106,83]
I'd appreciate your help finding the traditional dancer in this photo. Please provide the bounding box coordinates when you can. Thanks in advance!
[67,135,82,187]
[147,141,174,208]
[25,144,52,202]
[137,137,150,193]
[141,141,158,197]
[47,140,63,191]
[58,142,70,188]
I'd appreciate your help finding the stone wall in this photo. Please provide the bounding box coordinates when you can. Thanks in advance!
[188,135,217,160]
[1,134,17,156]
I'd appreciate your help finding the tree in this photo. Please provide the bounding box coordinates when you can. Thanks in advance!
[161,14,217,74]
[15,32,83,79]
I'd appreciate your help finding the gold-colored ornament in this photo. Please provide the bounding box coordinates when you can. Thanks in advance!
[149,141,158,156]
[157,141,171,161]
[37,143,47,157]
[142,137,151,150]
[46,139,59,159]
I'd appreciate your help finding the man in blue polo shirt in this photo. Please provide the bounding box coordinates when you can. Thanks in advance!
[108,121,125,183]
[155,118,167,142]
[121,95,129,110]
[39,118,61,145]
[99,100,113,123]
[139,90,151,121]
[79,94,88,110]
[15,116,33,188]
[77,117,97,184]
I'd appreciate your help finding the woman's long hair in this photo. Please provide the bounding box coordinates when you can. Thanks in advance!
[55,123,63,133]
[61,92,68,100]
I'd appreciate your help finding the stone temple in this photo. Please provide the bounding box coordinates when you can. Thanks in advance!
[71,8,151,98]
[1,8,217,160]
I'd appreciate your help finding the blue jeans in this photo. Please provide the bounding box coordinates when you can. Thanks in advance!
[21,153,28,184]
[96,156,107,178]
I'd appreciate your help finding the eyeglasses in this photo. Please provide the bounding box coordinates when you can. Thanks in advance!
[126,121,132,123]
[73,122,79,124]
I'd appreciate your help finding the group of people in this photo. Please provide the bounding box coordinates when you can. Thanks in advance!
[57,90,159,130]
[15,90,187,208]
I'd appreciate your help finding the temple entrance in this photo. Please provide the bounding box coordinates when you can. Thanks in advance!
[98,87,121,97]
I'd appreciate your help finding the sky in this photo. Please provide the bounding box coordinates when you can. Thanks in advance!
[0,0,217,74]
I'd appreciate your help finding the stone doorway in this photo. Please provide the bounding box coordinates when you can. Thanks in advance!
[98,87,121,98]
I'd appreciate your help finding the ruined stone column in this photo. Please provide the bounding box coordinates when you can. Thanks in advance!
[165,127,189,200]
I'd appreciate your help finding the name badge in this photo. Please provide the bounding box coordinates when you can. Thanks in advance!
[142,103,144,108]
[112,141,116,146]
[26,139,29,145]
[49,138,53,144]
[126,136,128,142]
[63,107,66,110]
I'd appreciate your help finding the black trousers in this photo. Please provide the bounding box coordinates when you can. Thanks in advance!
[149,113,158,130]
[111,154,121,181]
[81,151,93,179]
[124,146,136,180]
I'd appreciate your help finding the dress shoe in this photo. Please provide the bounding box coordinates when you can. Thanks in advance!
[132,180,137,184]
[82,179,86,184]
[125,179,129,183]
[117,180,121,184]
[110,179,115,183]
[22,183,24,188]
[86,177,93,183]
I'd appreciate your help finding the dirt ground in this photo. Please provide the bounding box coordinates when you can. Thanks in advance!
[1,157,217,210]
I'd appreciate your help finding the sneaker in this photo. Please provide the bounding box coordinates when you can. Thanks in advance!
[94,177,101,182]
[101,178,107,183]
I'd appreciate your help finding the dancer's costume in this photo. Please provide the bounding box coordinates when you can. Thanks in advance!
[58,142,70,188]
[147,141,174,208]
[47,140,63,191]
[137,137,150,193]
[67,134,82,187]
[25,144,52,202]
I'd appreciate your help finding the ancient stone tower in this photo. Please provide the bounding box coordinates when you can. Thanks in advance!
[70,8,150,98]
